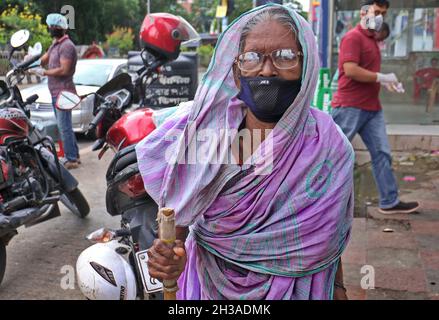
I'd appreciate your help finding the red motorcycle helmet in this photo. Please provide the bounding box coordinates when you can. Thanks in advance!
[140,13,199,61]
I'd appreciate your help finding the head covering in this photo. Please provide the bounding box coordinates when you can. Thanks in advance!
[136,4,354,300]
[46,13,68,29]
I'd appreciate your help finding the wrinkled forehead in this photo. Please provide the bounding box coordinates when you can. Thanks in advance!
[240,21,299,53]
[215,7,304,60]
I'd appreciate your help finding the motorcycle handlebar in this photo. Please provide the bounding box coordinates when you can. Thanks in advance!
[86,92,117,132]
[115,229,131,237]
[15,53,42,70]
[135,59,165,86]
[88,107,106,132]
[25,94,39,105]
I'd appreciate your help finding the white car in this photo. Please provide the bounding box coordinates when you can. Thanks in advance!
[21,59,128,136]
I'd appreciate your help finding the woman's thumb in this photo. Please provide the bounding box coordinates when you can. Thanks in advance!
[173,240,186,257]
[173,246,186,257]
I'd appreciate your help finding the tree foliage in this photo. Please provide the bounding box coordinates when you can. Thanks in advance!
[0,0,310,48]
[227,0,254,24]
[105,27,134,56]
[0,0,144,46]
[0,4,51,50]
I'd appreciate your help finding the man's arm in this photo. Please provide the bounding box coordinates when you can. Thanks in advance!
[44,57,73,77]
[40,52,50,68]
[343,62,378,83]
[344,61,400,87]
[338,33,376,83]
[339,34,395,85]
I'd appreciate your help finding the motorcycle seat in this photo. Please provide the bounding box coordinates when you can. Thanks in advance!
[106,144,138,182]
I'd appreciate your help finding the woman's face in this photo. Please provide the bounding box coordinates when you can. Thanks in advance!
[235,20,303,83]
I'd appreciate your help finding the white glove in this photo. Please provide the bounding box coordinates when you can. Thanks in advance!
[28,42,42,56]
[381,82,395,92]
[381,82,405,94]
[29,67,46,77]
[392,82,405,94]
[376,72,399,84]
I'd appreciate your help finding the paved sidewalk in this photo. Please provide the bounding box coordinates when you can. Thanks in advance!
[342,153,439,300]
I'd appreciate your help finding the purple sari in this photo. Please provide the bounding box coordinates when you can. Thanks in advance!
[136,4,354,300]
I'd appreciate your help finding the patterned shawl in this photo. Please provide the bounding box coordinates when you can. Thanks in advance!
[136,3,354,300]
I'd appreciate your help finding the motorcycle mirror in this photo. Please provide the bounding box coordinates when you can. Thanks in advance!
[10,30,30,49]
[56,91,82,110]
[86,228,116,243]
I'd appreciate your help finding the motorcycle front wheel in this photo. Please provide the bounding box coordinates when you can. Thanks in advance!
[0,241,6,286]
[60,188,90,218]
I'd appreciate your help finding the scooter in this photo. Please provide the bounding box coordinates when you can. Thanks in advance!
[56,58,161,300]
[0,30,90,286]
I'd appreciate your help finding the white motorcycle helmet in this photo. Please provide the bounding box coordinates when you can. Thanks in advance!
[76,241,137,300]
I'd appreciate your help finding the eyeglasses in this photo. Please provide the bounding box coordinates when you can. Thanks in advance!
[236,49,303,72]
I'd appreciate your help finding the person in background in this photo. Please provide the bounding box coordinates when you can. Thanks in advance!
[331,22,390,97]
[375,21,390,50]
[375,22,404,93]
[331,0,419,214]
[32,13,80,170]
[431,57,438,69]
[424,57,439,111]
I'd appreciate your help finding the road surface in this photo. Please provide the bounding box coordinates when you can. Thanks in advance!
[0,137,128,299]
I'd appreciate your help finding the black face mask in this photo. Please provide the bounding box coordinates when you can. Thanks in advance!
[49,28,64,38]
[237,76,302,123]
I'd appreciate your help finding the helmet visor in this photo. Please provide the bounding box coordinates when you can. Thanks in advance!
[177,16,200,47]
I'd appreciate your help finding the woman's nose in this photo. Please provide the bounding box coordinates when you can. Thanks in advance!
[258,56,278,77]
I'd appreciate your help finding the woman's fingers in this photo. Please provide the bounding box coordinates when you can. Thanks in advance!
[173,247,186,258]
[148,269,182,281]
[173,240,186,258]
[148,258,181,274]
[152,239,186,260]
[148,259,184,280]
[147,249,179,267]
[153,239,176,259]
[146,239,187,280]
[148,260,183,280]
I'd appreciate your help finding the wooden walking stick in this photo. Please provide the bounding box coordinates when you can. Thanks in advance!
[158,207,178,300]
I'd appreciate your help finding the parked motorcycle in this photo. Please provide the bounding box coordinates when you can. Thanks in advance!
[0,30,90,286]
[70,14,199,300]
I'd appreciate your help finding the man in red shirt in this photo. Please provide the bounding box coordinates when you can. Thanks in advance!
[331,0,419,214]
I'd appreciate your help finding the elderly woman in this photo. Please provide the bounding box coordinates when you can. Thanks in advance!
[136,4,354,300]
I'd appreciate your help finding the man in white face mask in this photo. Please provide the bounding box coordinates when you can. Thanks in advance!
[361,4,384,32]
[35,13,80,170]
[331,0,420,215]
